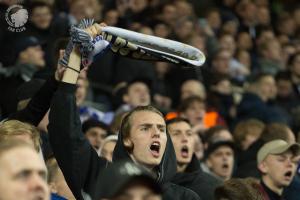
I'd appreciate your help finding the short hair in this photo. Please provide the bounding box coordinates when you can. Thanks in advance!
[0,139,34,159]
[178,96,205,113]
[233,119,265,149]
[166,117,191,127]
[120,105,163,152]
[215,178,264,200]
[260,123,294,142]
[0,120,40,152]
[203,125,229,143]
[28,1,53,15]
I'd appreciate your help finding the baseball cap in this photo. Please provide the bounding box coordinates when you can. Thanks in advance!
[15,36,41,56]
[257,140,300,165]
[81,118,109,134]
[204,140,235,160]
[93,161,162,199]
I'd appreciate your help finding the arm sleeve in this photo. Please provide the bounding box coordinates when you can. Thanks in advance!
[9,76,58,126]
[48,82,107,200]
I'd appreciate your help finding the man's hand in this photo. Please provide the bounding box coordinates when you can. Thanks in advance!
[55,50,66,81]
[84,23,107,38]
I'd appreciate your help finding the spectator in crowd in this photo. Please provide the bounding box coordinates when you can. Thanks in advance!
[180,79,206,101]
[0,36,45,118]
[167,118,222,200]
[288,52,300,98]
[82,119,109,154]
[0,139,49,200]
[47,35,201,200]
[115,79,151,115]
[236,73,288,124]
[203,140,235,181]
[235,123,297,178]
[93,161,163,200]
[46,157,75,200]
[233,119,265,151]
[215,178,264,200]
[202,126,233,149]
[99,135,118,162]
[257,140,300,200]
[0,120,40,152]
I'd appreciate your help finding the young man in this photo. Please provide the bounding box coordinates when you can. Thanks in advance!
[0,139,49,200]
[47,24,200,200]
[257,139,300,200]
[204,140,235,181]
[167,118,222,200]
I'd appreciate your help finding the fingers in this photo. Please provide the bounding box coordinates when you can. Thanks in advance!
[59,50,65,59]
[85,23,107,38]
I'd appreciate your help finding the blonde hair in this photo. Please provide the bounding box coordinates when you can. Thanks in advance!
[0,120,40,152]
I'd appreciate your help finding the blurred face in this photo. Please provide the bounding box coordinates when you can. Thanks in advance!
[112,183,161,200]
[124,83,150,107]
[207,11,221,29]
[182,101,206,126]
[257,31,275,46]
[219,35,236,56]
[175,20,193,40]
[237,32,253,50]
[50,168,75,200]
[213,79,232,95]
[267,40,281,61]
[276,79,293,98]
[206,146,234,180]
[181,80,206,100]
[126,111,167,169]
[259,76,277,100]
[101,140,117,162]
[70,0,90,21]
[291,54,300,77]
[85,127,107,151]
[20,46,45,68]
[154,23,170,38]
[162,5,177,24]
[212,51,231,75]
[257,7,270,25]
[0,147,49,200]
[104,10,119,26]
[259,151,298,189]
[169,121,195,166]
[236,50,251,69]
[30,6,52,29]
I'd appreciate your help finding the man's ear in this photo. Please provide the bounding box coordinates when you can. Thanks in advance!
[49,182,57,193]
[206,158,212,168]
[258,161,268,174]
[123,94,129,104]
[124,138,133,149]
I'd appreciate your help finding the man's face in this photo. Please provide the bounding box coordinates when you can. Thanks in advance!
[124,83,150,107]
[31,6,52,30]
[126,111,167,169]
[206,146,234,180]
[259,76,277,100]
[85,127,107,151]
[168,121,194,165]
[181,81,206,100]
[21,46,45,68]
[0,147,49,200]
[212,51,231,75]
[182,101,206,126]
[112,184,162,200]
[259,151,298,188]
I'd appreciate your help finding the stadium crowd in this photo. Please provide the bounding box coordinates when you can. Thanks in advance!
[0,0,300,199]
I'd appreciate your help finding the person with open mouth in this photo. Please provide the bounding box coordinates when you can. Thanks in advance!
[203,140,235,181]
[167,118,222,200]
[257,139,300,200]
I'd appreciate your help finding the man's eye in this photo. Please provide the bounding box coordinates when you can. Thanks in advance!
[16,171,30,180]
[141,127,148,131]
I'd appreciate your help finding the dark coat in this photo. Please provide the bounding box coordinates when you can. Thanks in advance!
[172,155,223,200]
[112,120,202,200]
[236,92,287,124]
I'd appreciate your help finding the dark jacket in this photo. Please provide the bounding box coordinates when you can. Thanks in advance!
[172,155,223,200]
[236,92,287,124]
[112,119,201,200]
[48,83,108,200]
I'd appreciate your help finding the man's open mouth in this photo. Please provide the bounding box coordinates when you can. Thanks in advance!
[181,145,189,158]
[150,142,160,158]
[284,171,293,179]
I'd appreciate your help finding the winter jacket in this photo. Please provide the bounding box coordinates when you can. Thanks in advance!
[172,155,223,200]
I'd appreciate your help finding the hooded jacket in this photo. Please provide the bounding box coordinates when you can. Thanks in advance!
[172,155,223,200]
[112,125,201,200]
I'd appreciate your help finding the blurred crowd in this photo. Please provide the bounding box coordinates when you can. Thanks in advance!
[0,0,300,200]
